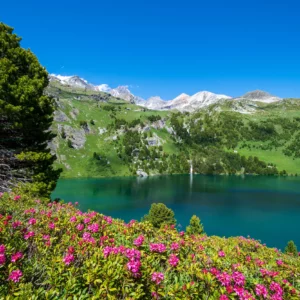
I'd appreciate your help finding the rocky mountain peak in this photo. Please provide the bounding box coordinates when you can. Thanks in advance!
[241,90,281,103]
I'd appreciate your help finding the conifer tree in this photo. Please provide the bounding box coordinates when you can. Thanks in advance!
[0,23,61,196]
[186,215,204,235]
[142,203,176,228]
[284,240,298,257]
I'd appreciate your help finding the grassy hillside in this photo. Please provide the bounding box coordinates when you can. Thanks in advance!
[47,82,300,177]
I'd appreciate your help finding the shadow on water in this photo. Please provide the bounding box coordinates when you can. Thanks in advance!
[52,175,300,249]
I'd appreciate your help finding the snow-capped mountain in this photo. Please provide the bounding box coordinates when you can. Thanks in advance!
[140,92,231,112]
[50,74,135,102]
[142,96,166,110]
[109,86,134,102]
[49,74,282,112]
[237,90,281,103]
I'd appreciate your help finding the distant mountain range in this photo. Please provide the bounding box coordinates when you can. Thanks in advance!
[49,74,282,112]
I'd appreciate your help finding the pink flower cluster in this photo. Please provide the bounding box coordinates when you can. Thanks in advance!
[69,216,77,222]
[82,232,95,244]
[127,259,141,275]
[260,269,279,278]
[24,231,35,240]
[218,250,225,257]
[87,223,99,233]
[9,269,22,282]
[255,284,268,298]
[28,218,36,225]
[168,254,179,267]
[12,220,22,229]
[103,216,112,224]
[270,281,283,299]
[63,253,75,265]
[170,242,179,251]
[149,243,166,253]
[11,252,23,263]
[151,272,164,285]
[0,244,5,265]
[133,235,144,247]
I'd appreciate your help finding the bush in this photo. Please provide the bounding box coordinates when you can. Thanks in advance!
[186,215,204,235]
[0,192,299,298]
[284,240,298,257]
[142,203,176,228]
[67,139,73,148]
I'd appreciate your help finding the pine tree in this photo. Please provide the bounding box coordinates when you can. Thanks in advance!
[0,23,61,196]
[186,215,204,235]
[284,240,298,257]
[142,203,176,228]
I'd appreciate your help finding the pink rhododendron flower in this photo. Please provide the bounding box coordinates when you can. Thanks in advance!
[270,281,283,297]
[125,248,141,260]
[9,270,22,282]
[151,272,164,285]
[127,259,141,275]
[150,243,166,253]
[83,218,91,224]
[24,208,36,214]
[255,284,268,298]
[133,235,144,247]
[0,254,6,265]
[14,195,21,201]
[75,202,79,206]
[171,242,179,251]
[48,222,55,230]
[104,216,112,224]
[210,267,220,276]
[69,216,77,222]
[217,272,231,287]
[232,272,245,286]
[24,231,35,239]
[0,244,5,254]
[179,231,185,236]
[12,221,22,229]
[43,235,50,240]
[218,250,225,257]
[11,252,23,263]
[220,295,229,300]
[168,254,179,267]
[276,260,283,266]
[0,192,3,198]
[87,223,99,233]
[63,253,74,265]
[28,218,36,225]
[76,223,84,231]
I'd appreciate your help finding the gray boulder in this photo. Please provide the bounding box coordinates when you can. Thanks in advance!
[54,110,70,122]
[137,169,148,177]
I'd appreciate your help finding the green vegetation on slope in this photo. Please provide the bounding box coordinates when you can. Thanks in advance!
[0,192,299,298]
[48,80,300,177]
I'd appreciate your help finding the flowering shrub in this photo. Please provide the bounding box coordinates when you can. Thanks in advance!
[0,192,299,298]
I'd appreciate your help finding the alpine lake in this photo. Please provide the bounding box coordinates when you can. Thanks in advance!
[52,175,300,250]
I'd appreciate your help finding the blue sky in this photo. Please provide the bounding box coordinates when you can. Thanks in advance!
[1,0,300,99]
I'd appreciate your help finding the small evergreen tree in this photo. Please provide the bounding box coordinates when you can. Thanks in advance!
[284,240,298,257]
[142,203,176,228]
[186,215,204,235]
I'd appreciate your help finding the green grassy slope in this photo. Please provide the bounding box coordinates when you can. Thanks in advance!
[48,82,300,177]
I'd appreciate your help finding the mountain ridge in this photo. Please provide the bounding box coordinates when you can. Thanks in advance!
[49,74,282,112]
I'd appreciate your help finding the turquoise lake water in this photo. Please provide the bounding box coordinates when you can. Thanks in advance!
[52,175,300,250]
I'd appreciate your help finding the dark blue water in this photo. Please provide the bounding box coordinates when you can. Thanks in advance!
[52,175,300,250]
